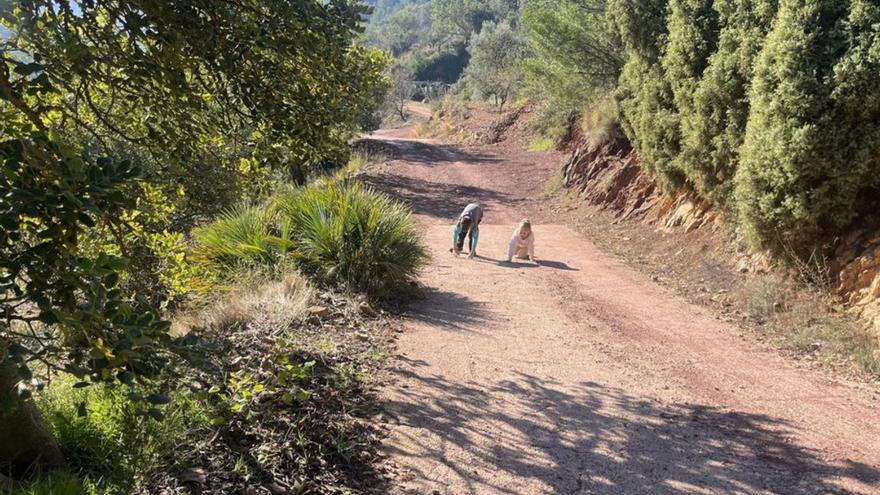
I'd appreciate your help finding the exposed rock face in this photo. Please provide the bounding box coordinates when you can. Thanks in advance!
[561,131,880,334]
[835,233,880,332]
[561,132,715,232]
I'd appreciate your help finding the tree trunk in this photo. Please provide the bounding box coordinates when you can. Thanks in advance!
[0,363,66,477]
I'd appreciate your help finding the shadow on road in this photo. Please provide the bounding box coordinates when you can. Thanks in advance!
[405,287,492,333]
[536,259,578,271]
[363,173,523,220]
[381,371,880,494]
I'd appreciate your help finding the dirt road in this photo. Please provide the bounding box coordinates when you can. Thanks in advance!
[364,127,880,494]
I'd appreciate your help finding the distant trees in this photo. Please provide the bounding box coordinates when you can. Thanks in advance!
[389,64,417,120]
[521,0,623,128]
[432,0,520,45]
[463,21,527,110]
[365,0,520,85]
[377,2,433,56]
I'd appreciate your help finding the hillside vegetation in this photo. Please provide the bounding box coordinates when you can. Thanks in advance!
[379,0,880,255]
[3,0,880,492]
[1,1,425,493]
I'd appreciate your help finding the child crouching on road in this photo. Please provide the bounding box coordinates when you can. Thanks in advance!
[507,219,536,263]
[451,203,483,259]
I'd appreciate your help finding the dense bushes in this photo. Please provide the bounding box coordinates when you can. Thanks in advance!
[661,0,720,197]
[196,182,427,298]
[737,0,880,249]
[2,0,388,475]
[736,0,849,246]
[611,0,685,191]
[683,0,778,205]
[605,0,880,252]
[35,380,207,495]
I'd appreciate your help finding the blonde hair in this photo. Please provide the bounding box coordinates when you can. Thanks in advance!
[518,219,532,235]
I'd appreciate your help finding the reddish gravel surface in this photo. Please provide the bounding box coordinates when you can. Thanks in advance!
[363,125,880,495]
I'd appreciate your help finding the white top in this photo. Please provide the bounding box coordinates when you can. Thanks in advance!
[508,228,535,260]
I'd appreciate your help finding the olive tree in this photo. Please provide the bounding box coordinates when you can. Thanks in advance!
[463,21,527,110]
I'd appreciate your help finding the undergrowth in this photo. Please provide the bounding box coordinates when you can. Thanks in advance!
[744,275,880,377]
[528,137,555,152]
[19,172,416,493]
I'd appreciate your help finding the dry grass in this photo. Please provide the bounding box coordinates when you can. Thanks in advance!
[543,170,565,199]
[744,274,880,377]
[340,150,387,180]
[580,97,620,147]
[409,122,431,138]
[744,276,780,320]
[782,244,835,295]
[174,269,314,336]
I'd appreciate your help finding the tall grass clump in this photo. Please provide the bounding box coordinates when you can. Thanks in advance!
[195,182,427,299]
[12,472,99,495]
[193,204,292,268]
[276,182,428,298]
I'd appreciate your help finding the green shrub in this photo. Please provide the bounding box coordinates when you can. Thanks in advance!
[193,205,291,268]
[13,472,100,495]
[276,182,428,297]
[736,0,880,250]
[615,58,685,192]
[521,0,623,131]
[610,0,686,192]
[661,0,722,198]
[196,182,427,298]
[681,0,778,206]
[34,379,207,495]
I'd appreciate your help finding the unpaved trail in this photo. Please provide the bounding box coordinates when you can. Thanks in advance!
[363,129,880,494]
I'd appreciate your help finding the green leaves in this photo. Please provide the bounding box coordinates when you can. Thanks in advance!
[463,20,527,110]
[1,0,388,418]
[0,133,172,402]
[195,181,427,298]
[521,0,623,128]
[736,0,877,251]
[605,0,880,251]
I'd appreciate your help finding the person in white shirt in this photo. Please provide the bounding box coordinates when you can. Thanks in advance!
[507,219,536,263]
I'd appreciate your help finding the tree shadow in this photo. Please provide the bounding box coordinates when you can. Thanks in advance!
[363,173,523,220]
[379,370,879,494]
[404,287,492,333]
